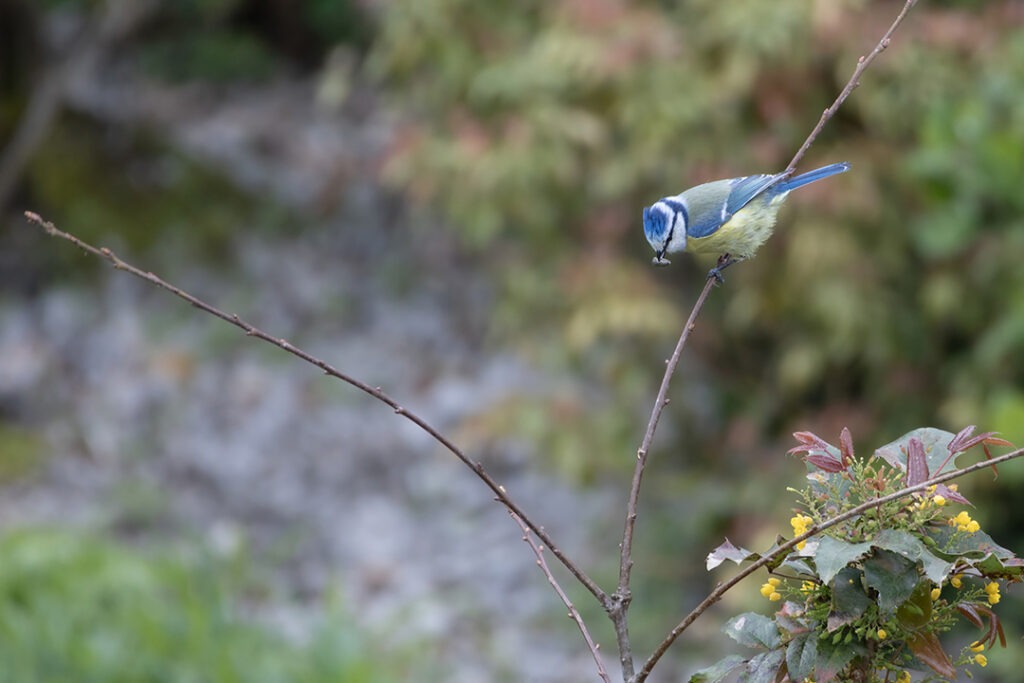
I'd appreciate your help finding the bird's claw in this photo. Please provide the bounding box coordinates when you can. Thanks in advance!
[706,254,738,284]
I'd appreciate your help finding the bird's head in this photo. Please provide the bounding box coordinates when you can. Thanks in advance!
[643,201,684,266]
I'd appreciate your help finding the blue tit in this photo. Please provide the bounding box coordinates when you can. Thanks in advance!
[642,162,850,267]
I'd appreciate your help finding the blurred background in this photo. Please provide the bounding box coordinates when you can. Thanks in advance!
[1,0,1023,681]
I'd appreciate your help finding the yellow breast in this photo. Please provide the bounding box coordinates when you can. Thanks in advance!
[687,195,787,259]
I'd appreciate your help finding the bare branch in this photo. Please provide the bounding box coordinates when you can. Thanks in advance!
[636,445,1024,682]
[784,0,918,175]
[509,511,611,683]
[23,210,610,610]
[611,272,718,680]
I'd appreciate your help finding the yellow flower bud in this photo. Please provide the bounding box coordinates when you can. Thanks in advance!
[877,629,887,640]
[930,587,941,601]
[974,653,988,667]
[970,642,985,653]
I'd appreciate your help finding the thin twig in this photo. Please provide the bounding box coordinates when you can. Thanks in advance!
[509,511,611,683]
[610,273,718,680]
[23,210,610,609]
[784,0,918,175]
[636,445,1024,682]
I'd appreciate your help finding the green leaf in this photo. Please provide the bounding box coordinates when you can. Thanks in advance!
[739,649,785,683]
[896,580,934,630]
[813,636,863,682]
[785,633,817,682]
[970,553,1024,578]
[863,548,920,613]
[828,567,872,631]
[924,525,1019,563]
[722,613,782,649]
[689,655,746,682]
[872,529,953,584]
[813,536,873,585]
[874,428,958,474]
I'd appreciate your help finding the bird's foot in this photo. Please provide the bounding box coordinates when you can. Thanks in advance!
[707,253,739,284]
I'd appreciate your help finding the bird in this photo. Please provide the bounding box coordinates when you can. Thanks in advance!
[642,161,850,278]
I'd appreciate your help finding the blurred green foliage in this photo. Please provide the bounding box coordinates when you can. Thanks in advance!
[369,0,1024,465]
[0,529,406,683]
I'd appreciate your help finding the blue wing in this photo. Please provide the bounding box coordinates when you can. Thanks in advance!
[724,173,785,218]
[685,173,784,238]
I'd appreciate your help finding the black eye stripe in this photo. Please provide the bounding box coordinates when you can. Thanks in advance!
[658,200,687,250]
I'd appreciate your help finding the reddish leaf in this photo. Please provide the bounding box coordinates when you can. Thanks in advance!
[839,427,855,466]
[905,438,929,486]
[806,454,846,473]
[957,603,1007,649]
[908,632,956,679]
[948,426,1014,455]
[956,603,984,629]
[947,425,978,454]
[933,483,971,506]
[789,431,834,454]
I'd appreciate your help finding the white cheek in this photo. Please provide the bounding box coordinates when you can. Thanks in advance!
[669,213,687,251]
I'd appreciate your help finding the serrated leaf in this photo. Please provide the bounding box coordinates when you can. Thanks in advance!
[828,567,871,631]
[707,538,758,570]
[813,536,873,585]
[872,529,953,583]
[874,428,957,474]
[813,636,862,682]
[739,648,785,683]
[780,556,816,577]
[970,553,1024,578]
[723,613,782,650]
[863,548,920,613]
[689,655,746,683]
[923,525,1017,562]
[908,631,955,678]
[786,633,818,682]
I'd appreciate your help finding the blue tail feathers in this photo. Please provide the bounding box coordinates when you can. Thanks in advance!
[775,162,850,193]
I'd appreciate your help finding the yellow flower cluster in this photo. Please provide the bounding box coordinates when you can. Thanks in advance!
[791,514,814,550]
[760,577,782,602]
[985,581,1001,605]
[915,485,946,509]
[948,510,980,534]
